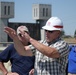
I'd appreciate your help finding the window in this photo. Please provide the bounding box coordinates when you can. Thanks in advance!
[4,6,7,15]
[8,6,10,15]
[43,8,45,17]
[36,8,37,17]
[34,8,35,17]
[46,8,48,17]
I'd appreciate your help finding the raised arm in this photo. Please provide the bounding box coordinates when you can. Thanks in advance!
[4,27,33,56]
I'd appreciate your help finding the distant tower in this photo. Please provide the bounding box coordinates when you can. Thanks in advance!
[0,1,14,42]
[32,4,51,40]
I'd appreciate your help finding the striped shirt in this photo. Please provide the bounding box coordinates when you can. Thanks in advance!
[29,38,69,75]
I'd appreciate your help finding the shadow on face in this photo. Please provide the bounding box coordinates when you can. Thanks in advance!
[45,30,61,42]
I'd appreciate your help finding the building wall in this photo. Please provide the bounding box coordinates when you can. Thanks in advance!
[0,18,8,42]
[32,4,51,20]
[0,2,14,18]
[0,1,14,42]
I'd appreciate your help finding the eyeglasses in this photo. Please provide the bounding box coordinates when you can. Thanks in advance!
[45,30,54,33]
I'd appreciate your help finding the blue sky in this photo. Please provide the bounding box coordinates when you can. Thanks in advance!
[1,0,76,36]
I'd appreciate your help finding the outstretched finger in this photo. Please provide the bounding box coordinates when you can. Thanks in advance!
[4,27,17,39]
[4,27,15,32]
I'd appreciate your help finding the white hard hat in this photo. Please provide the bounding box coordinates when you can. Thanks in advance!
[42,17,63,31]
[17,26,29,35]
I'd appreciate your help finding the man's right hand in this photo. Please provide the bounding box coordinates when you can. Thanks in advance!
[4,27,18,40]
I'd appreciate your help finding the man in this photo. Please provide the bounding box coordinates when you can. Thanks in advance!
[68,45,76,75]
[4,17,69,75]
[0,26,35,75]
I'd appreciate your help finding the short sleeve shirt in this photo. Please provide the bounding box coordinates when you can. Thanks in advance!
[0,44,35,75]
[29,38,69,75]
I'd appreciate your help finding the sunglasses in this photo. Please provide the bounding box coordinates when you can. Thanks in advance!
[45,30,54,33]
[18,33,22,37]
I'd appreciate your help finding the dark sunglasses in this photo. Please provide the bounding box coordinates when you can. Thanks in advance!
[18,33,22,37]
[45,30,54,33]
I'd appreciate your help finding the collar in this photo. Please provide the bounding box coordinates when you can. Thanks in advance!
[45,37,61,46]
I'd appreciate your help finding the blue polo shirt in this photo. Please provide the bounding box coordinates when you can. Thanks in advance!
[0,44,35,75]
[68,45,76,73]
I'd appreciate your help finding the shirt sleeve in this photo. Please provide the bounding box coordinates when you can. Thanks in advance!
[29,40,44,55]
[0,44,13,62]
[53,40,69,57]
[29,45,36,55]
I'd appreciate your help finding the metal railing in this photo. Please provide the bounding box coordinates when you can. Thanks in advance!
[0,42,13,46]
